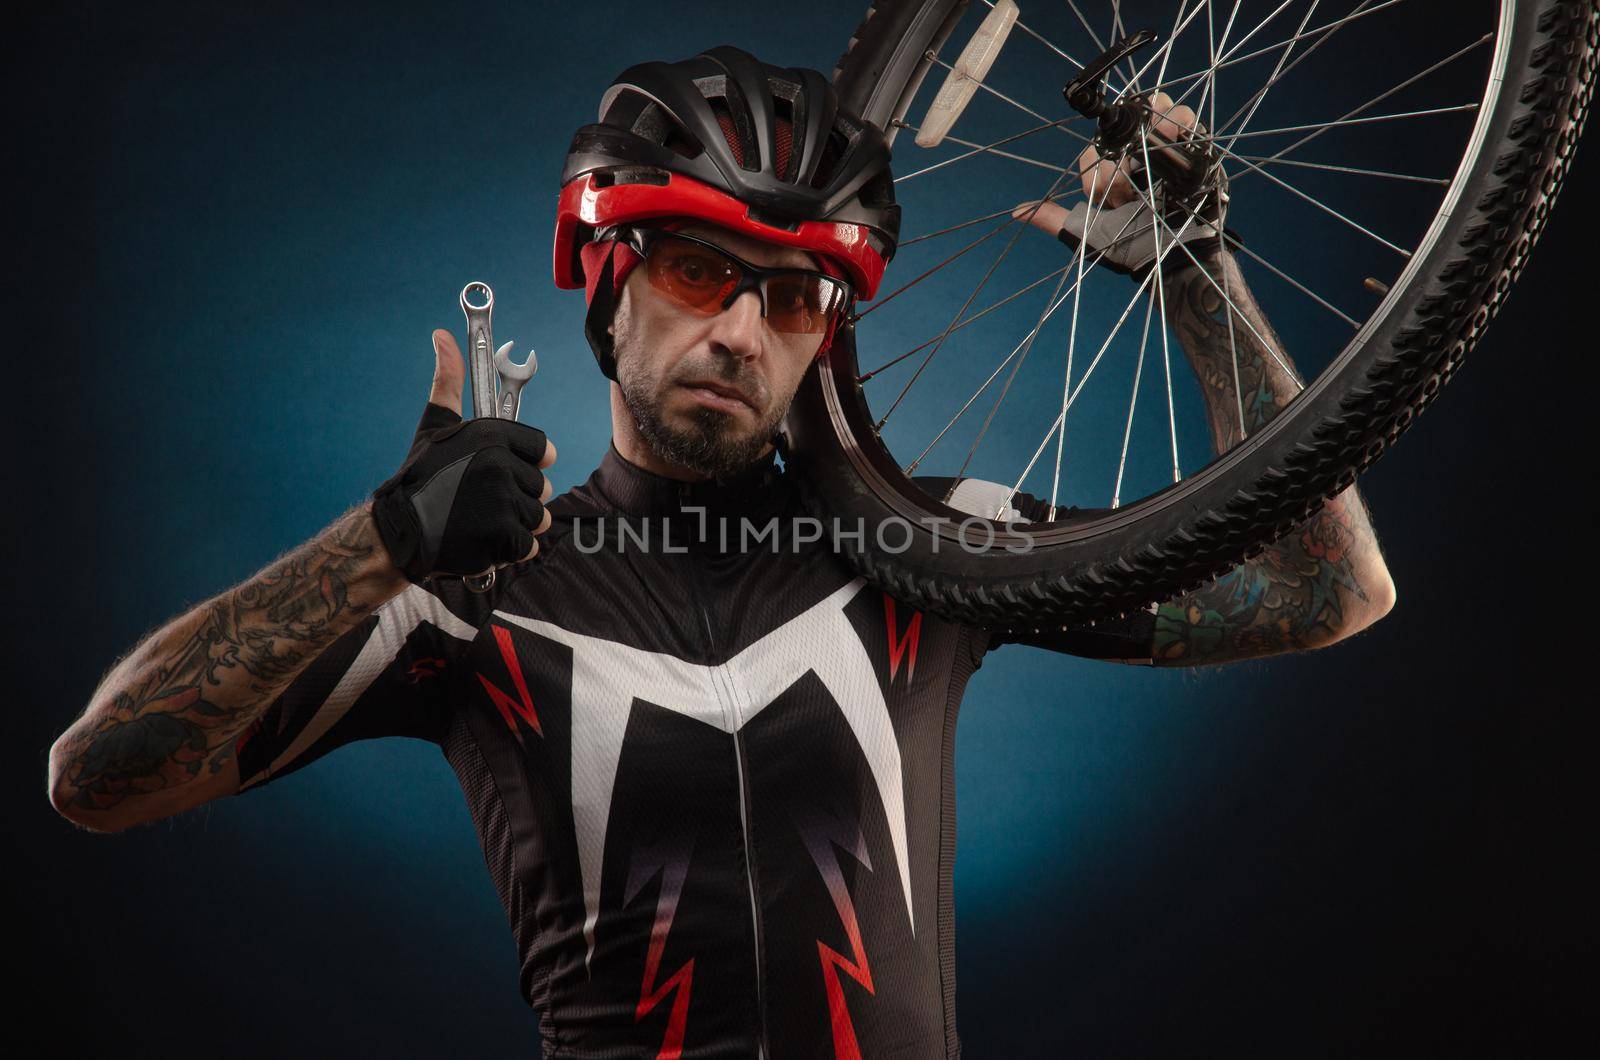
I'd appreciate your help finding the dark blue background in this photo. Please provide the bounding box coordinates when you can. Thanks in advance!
[10,2,1593,1056]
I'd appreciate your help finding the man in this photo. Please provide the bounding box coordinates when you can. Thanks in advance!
[49,46,1393,1059]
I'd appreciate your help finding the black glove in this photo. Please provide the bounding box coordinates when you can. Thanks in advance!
[371,402,550,583]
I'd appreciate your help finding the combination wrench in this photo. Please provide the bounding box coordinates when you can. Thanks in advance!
[457,281,539,592]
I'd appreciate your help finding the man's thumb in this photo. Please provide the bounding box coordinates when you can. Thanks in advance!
[429,329,466,415]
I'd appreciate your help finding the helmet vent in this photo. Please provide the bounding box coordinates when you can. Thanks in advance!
[772,96,797,182]
[603,90,703,160]
[860,169,896,208]
[592,166,671,188]
[708,96,758,172]
[810,128,847,190]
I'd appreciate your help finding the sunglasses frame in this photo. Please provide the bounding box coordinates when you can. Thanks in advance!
[613,225,855,333]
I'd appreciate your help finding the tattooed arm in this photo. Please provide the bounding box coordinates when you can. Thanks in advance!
[1151,250,1396,665]
[48,505,409,832]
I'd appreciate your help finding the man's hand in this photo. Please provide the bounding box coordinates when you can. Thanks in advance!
[370,330,557,583]
[1011,92,1226,279]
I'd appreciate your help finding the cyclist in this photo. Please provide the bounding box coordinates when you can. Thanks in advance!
[49,46,1394,1059]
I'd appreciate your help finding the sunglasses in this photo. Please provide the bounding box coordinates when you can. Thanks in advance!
[617,226,853,337]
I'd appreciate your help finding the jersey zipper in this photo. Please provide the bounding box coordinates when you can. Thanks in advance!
[678,486,770,1059]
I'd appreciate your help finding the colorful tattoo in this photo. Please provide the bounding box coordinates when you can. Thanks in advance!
[1151,253,1391,665]
[1153,491,1379,663]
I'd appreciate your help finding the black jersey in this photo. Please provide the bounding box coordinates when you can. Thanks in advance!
[234,444,1151,1059]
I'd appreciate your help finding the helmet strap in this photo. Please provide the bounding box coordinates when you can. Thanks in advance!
[583,249,621,382]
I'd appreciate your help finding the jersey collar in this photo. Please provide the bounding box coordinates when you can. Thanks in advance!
[586,440,788,520]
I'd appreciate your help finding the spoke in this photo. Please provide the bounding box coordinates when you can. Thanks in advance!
[1218,0,1325,154]
[1155,0,1208,92]
[1232,154,1449,186]
[901,201,1057,249]
[1110,0,1143,93]
[1246,33,1493,168]
[1175,103,1481,145]
[1205,0,1302,75]
[860,259,1072,379]
[868,201,1162,383]
[1138,187,1305,387]
[1223,229,1360,328]
[1157,0,1240,135]
[909,199,1153,474]
[952,249,1081,487]
[876,171,1072,429]
[1217,0,1358,141]
[856,215,1014,325]
[894,116,1084,184]
[1049,163,1110,510]
[940,131,1076,174]
[1066,0,1107,54]
[1005,239,1187,512]
[1143,130,1240,448]
[907,309,1044,476]
[1134,99,1437,257]
[1211,143,1413,257]
[1157,238,1181,486]
[1112,289,1158,510]
[1021,204,1212,514]
[1114,0,1212,104]
[1223,247,1247,440]
[1157,0,1407,97]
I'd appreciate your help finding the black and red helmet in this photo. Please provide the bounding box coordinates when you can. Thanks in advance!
[554,45,899,377]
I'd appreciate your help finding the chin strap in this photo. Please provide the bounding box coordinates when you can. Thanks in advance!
[580,239,645,382]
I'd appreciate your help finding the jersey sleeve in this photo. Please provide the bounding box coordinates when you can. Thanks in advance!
[912,474,1159,664]
[232,583,483,792]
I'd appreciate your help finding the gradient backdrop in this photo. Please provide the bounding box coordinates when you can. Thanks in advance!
[10,2,1594,1056]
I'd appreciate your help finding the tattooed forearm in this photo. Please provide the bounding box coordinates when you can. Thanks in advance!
[1153,486,1390,663]
[1166,249,1303,447]
[1151,252,1395,665]
[49,504,408,824]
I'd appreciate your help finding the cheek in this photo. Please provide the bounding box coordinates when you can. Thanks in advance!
[772,343,821,401]
[617,278,701,377]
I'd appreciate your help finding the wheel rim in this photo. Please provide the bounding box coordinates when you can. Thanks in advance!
[822,0,1515,550]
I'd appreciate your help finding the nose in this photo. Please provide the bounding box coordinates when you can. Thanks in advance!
[705,289,766,361]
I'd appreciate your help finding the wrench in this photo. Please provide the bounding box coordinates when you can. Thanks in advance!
[493,342,538,420]
[456,281,531,593]
[460,281,501,420]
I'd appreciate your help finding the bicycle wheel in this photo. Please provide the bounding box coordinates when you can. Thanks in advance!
[778,0,1596,626]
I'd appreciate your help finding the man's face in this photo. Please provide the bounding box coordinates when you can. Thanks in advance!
[609,221,828,478]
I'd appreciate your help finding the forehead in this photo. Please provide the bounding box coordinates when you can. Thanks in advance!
[670,221,821,272]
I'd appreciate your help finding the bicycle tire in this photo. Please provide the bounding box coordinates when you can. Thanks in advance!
[778,0,1597,627]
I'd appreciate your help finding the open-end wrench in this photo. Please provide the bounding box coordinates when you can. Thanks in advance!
[493,342,538,420]
[460,281,501,420]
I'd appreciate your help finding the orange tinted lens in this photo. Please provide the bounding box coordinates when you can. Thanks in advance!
[646,238,739,314]
[765,274,840,335]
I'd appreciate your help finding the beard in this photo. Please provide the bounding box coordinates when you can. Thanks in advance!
[613,334,788,479]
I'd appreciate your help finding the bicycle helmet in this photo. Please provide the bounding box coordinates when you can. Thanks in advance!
[554,44,899,379]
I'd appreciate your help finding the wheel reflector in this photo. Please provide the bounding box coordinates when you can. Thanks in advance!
[914,0,1020,148]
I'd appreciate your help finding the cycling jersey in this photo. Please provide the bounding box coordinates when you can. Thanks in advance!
[235,443,1151,1059]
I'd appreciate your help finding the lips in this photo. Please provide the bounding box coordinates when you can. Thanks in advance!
[680,378,758,412]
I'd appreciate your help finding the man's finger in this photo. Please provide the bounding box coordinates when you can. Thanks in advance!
[429,329,466,415]
[1012,200,1071,236]
[1077,146,1137,208]
[1148,91,1203,142]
